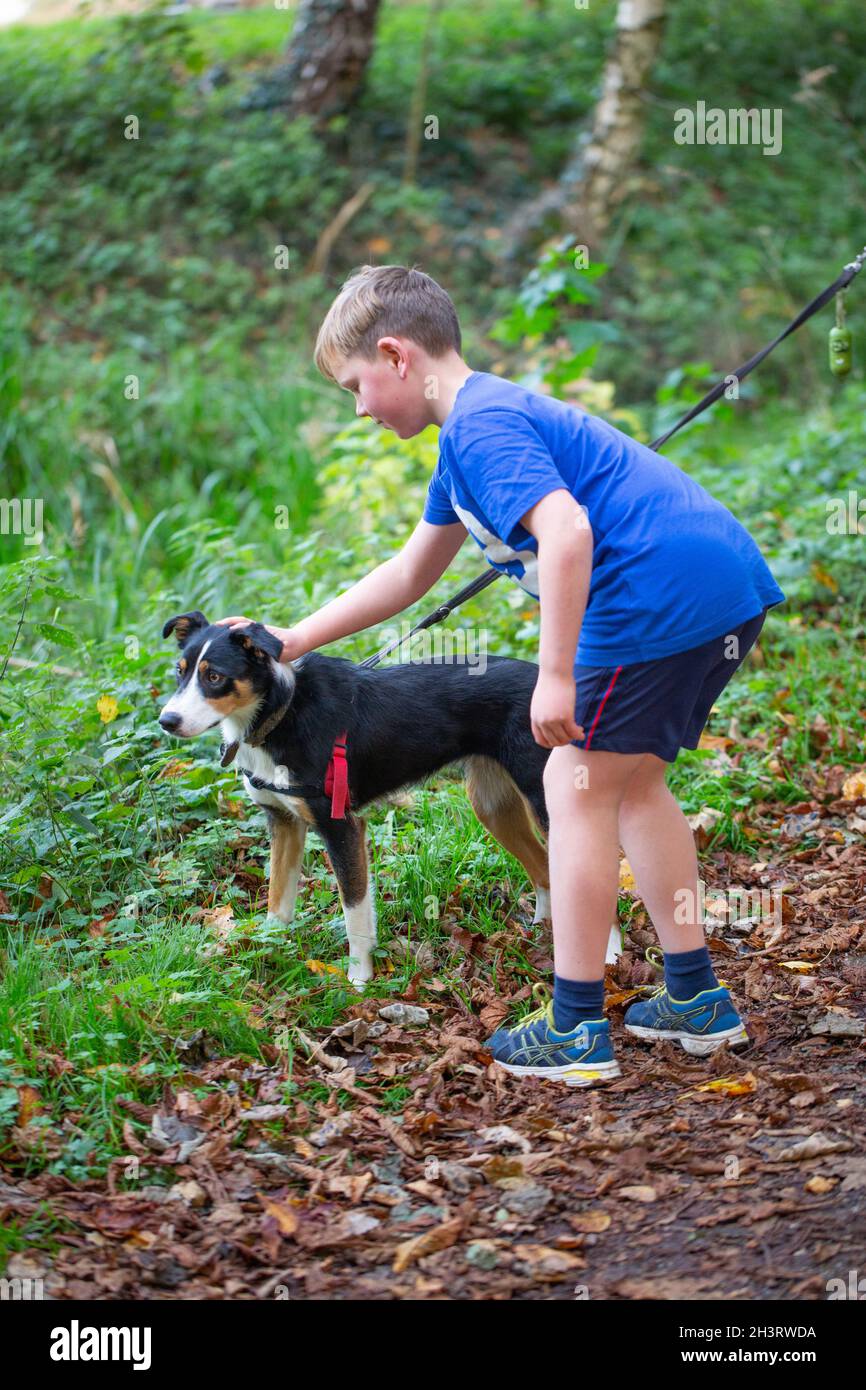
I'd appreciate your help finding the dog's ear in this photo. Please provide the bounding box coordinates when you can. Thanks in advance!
[229,621,284,663]
[162,611,209,644]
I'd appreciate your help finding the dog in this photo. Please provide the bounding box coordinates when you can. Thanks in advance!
[158,611,558,984]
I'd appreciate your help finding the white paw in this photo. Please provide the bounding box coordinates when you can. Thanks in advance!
[347,957,374,987]
[263,913,297,931]
[532,886,552,924]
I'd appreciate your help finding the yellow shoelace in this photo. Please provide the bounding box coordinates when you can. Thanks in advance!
[515,981,552,1029]
[636,946,666,996]
[512,948,727,1026]
[638,945,728,997]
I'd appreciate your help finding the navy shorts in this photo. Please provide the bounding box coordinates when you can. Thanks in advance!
[570,608,769,763]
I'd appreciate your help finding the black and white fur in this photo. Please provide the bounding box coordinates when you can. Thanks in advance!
[158,611,573,985]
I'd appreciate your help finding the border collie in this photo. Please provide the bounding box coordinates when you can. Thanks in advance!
[158,612,555,984]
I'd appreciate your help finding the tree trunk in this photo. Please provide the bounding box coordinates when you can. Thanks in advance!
[499,0,668,261]
[246,0,383,119]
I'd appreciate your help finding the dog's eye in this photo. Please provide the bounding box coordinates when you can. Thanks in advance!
[206,669,222,684]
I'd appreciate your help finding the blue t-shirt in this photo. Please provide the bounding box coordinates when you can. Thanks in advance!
[423,371,785,666]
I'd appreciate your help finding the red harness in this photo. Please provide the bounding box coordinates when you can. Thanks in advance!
[323,730,351,818]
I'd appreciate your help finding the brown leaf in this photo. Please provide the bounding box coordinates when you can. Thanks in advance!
[392,1217,463,1273]
[804,1175,837,1194]
[326,1172,373,1203]
[258,1194,300,1237]
[776,1132,852,1162]
[17,1085,43,1127]
[568,1210,611,1233]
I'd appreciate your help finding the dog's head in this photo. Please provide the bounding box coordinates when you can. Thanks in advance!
[158,611,286,738]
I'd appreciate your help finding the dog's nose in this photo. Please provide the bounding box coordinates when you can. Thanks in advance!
[159,711,182,732]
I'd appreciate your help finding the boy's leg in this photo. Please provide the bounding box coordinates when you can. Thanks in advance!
[484,743,639,1085]
[617,752,706,956]
[543,744,646,980]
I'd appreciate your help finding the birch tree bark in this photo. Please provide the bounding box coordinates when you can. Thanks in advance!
[500,0,668,260]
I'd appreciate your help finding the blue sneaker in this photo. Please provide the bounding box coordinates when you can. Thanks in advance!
[624,980,749,1056]
[484,984,621,1087]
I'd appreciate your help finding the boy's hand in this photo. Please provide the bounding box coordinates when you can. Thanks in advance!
[214,616,301,664]
[530,670,585,748]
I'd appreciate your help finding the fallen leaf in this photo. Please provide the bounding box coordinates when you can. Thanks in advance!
[691,1072,758,1098]
[305,959,346,976]
[805,1175,837,1194]
[776,1132,852,1162]
[698,733,733,750]
[568,1210,611,1233]
[392,1217,463,1273]
[841,768,866,800]
[17,1086,43,1127]
[618,858,636,892]
[477,1125,533,1153]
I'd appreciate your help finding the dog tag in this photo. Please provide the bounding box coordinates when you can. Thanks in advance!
[220,741,239,767]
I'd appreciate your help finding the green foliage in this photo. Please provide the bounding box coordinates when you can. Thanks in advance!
[489,236,626,401]
[317,420,440,539]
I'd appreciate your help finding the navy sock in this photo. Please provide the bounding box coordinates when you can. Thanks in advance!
[552,974,605,1032]
[664,945,718,1000]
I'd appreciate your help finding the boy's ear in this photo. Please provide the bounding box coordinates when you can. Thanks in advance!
[162,611,209,644]
[229,622,283,663]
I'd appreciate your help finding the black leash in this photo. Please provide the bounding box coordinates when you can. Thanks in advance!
[650,243,866,449]
[358,569,496,669]
[360,242,866,669]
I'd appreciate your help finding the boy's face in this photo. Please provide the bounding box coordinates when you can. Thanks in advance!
[335,343,431,439]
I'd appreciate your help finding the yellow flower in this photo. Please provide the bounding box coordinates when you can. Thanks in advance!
[97,695,119,723]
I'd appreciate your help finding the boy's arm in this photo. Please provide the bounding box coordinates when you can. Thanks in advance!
[218,518,468,659]
[519,489,592,746]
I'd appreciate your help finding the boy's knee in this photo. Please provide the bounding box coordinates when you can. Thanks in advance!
[619,756,669,813]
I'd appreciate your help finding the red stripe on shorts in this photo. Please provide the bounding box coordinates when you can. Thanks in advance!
[584,666,623,749]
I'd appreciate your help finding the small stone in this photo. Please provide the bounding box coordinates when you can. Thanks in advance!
[809,1011,865,1038]
[378,1004,430,1026]
[498,1181,553,1219]
[465,1240,499,1270]
[371,1154,404,1184]
[342,1211,380,1237]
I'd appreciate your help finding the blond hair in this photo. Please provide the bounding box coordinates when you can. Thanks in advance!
[314,264,462,382]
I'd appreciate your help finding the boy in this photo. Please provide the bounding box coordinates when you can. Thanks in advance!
[218,264,785,1087]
